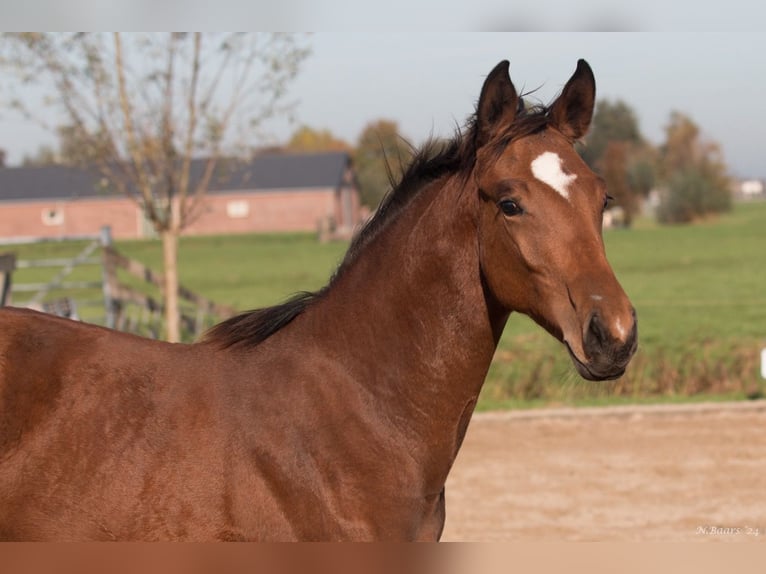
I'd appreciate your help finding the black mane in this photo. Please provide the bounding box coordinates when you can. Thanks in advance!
[202,104,551,350]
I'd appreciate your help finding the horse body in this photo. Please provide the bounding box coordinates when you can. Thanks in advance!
[1,167,493,540]
[0,319,406,539]
[0,59,637,541]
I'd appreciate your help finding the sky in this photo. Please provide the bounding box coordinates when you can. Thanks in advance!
[2,32,765,179]
[3,0,764,33]
[274,33,766,179]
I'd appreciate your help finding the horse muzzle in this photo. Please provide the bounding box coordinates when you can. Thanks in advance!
[568,308,638,381]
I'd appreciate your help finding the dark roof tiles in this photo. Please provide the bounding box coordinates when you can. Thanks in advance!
[0,151,350,203]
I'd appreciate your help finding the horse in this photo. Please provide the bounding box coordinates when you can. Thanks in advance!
[0,59,637,541]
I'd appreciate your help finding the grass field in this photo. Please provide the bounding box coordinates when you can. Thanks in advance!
[484,200,766,408]
[4,201,765,409]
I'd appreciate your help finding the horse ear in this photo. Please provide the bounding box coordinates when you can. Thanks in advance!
[549,59,596,140]
[476,60,519,148]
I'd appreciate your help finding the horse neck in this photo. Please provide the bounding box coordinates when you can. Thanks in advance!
[311,174,508,481]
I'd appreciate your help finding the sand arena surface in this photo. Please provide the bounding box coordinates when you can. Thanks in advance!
[442,401,766,541]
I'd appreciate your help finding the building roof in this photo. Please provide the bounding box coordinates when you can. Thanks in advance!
[219,151,351,191]
[0,151,351,203]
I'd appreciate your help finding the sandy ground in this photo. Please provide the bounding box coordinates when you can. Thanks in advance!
[441,401,766,541]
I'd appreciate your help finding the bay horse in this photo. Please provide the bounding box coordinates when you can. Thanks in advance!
[0,59,637,541]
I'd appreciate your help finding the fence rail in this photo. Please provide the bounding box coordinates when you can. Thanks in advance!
[15,257,102,268]
[0,253,15,307]
[12,281,103,293]
[102,239,236,337]
[1,226,234,340]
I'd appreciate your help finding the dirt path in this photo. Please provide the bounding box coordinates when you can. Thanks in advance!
[441,401,766,541]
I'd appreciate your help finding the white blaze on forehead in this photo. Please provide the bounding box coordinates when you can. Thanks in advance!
[530,151,577,200]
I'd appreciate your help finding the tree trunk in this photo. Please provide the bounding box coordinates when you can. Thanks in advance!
[161,227,181,343]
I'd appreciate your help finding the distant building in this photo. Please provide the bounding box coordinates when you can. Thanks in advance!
[0,152,362,241]
[738,179,765,198]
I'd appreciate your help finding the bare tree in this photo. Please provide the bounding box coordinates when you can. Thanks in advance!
[0,33,310,341]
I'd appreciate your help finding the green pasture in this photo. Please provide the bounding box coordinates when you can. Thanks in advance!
[484,201,766,408]
[3,201,765,409]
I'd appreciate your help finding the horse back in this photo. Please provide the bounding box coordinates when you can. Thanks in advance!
[0,308,103,453]
[0,307,227,539]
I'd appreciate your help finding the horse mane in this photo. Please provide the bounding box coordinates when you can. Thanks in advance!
[202,101,551,350]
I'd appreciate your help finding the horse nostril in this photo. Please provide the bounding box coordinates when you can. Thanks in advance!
[579,309,637,377]
[585,313,609,349]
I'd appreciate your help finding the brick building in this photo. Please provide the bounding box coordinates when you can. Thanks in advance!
[0,152,362,241]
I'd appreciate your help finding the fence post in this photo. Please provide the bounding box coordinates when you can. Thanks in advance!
[0,253,16,307]
[100,226,117,329]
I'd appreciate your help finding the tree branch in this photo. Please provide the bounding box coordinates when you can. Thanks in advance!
[113,32,162,228]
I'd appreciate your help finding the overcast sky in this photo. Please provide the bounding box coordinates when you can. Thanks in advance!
[275,33,766,179]
[2,32,765,179]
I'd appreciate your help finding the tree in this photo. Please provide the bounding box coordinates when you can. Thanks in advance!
[21,144,57,166]
[0,33,310,341]
[354,119,413,208]
[626,151,657,199]
[659,111,700,176]
[285,125,351,153]
[56,124,115,166]
[20,124,109,166]
[580,99,642,169]
[600,141,638,225]
[580,99,652,224]
[656,111,731,223]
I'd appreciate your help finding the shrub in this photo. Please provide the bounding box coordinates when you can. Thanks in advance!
[657,167,731,224]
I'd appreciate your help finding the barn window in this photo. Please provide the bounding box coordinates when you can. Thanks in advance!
[41,208,64,226]
[226,200,250,219]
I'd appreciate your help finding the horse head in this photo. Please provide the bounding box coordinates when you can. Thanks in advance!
[474,60,637,381]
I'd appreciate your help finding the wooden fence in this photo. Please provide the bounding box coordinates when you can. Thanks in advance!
[1,227,235,340]
[2,233,103,320]
[0,253,15,307]
[100,228,236,338]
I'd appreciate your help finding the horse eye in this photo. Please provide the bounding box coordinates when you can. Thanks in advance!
[499,199,524,217]
[603,194,614,212]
